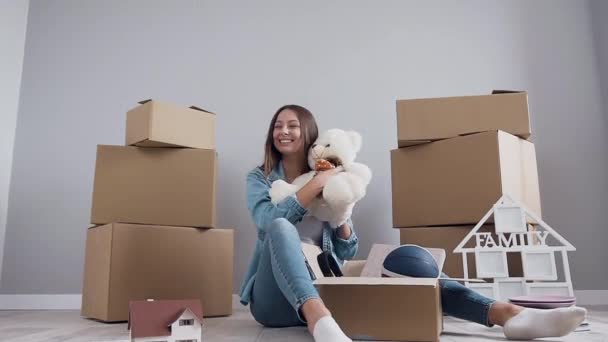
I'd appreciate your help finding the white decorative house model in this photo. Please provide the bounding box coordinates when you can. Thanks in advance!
[454,194,575,301]
[128,299,203,342]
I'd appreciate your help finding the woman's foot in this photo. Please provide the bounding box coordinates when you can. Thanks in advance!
[502,306,587,340]
[312,316,352,342]
[302,298,351,342]
[488,301,524,326]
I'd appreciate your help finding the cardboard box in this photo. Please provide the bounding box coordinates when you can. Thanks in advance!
[81,223,233,322]
[397,91,530,147]
[126,99,215,149]
[398,226,523,278]
[391,130,541,227]
[316,260,442,341]
[90,145,216,227]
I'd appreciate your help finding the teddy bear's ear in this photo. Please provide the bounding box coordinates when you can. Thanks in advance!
[346,131,362,152]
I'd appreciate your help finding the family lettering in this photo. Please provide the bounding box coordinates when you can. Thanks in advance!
[475,231,549,248]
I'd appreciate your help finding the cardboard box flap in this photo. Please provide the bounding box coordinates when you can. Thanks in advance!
[135,99,215,114]
[459,128,498,137]
[314,276,438,286]
[341,260,366,277]
[189,105,215,114]
[301,243,325,279]
[492,89,526,94]
[399,139,433,147]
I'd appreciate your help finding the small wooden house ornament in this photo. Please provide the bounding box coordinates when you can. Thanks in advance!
[128,299,203,342]
[454,194,576,301]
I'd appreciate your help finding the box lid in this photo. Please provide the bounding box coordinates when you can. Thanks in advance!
[137,99,215,115]
[396,90,530,145]
[491,89,526,94]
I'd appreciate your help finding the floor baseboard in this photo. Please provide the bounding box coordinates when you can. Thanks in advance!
[0,291,606,310]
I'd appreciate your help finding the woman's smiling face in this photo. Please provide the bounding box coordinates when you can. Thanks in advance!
[273,109,304,156]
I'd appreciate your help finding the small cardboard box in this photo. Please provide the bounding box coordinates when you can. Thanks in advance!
[399,225,524,279]
[397,90,530,147]
[391,130,541,227]
[317,276,441,341]
[308,245,443,341]
[81,223,233,322]
[90,145,216,227]
[126,99,215,149]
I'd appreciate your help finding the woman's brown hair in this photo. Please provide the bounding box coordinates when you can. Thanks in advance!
[261,104,319,176]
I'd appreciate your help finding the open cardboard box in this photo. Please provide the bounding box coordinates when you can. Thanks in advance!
[126,99,216,149]
[305,244,444,341]
[396,90,530,147]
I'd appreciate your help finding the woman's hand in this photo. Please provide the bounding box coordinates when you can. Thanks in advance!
[296,167,343,208]
[337,221,352,240]
[310,167,344,190]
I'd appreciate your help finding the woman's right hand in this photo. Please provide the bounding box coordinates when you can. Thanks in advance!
[296,167,343,208]
[310,166,344,190]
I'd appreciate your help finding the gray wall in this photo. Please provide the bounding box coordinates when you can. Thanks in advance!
[0,0,29,284]
[2,0,607,294]
[591,0,608,128]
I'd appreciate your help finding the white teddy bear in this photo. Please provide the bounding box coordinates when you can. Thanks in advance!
[269,129,372,228]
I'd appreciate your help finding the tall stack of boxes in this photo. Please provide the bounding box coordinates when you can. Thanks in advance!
[81,100,234,322]
[316,92,543,342]
[391,91,542,279]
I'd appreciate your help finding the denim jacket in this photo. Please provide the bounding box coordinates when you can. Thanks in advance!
[239,162,359,305]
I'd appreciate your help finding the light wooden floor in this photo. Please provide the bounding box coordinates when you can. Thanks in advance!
[1,299,607,342]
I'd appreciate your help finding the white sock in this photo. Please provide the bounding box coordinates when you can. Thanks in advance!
[312,315,352,342]
[503,306,587,340]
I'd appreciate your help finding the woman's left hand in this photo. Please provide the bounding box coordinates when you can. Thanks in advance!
[337,221,352,240]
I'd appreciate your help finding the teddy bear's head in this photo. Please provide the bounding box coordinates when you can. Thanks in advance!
[307,129,362,170]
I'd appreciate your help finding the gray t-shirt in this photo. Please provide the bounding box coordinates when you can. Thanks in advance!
[297,214,324,246]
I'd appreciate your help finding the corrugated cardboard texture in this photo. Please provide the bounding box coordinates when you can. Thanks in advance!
[81,222,113,320]
[90,145,216,227]
[318,282,441,341]
[126,100,215,149]
[81,223,233,322]
[397,92,530,146]
[398,226,524,278]
[391,131,541,227]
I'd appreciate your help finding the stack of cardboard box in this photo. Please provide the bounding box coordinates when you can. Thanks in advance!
[315,91,543,341]
[391,91,542,279]
[81,100,234,322]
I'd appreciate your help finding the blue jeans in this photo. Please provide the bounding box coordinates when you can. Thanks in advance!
[249,218,495,327]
